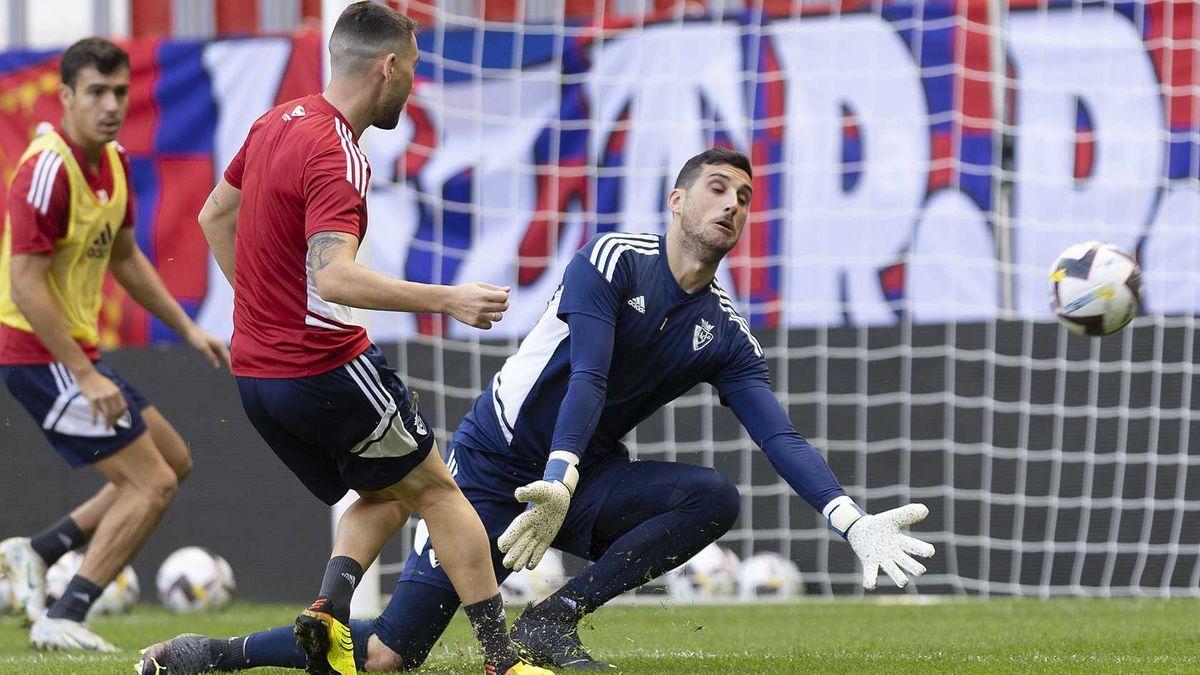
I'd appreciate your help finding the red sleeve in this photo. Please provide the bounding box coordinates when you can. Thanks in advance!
[224,140,247,189]
[118,147,135,229]
[303,141,368,240]
[5,151,68,255]
[224,112,271,189]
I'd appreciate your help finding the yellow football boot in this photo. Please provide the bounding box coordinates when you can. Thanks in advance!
[501,661,556,674]
[294,601,357,675]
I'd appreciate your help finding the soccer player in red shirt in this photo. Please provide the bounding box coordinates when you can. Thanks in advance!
[176,4,548,675]
[0,38,228,652]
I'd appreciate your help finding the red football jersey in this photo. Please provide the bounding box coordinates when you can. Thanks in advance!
[225,94,372,378]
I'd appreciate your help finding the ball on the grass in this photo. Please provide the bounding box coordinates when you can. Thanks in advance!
[156,546,235,613]
[665,543,740,601]
[737,552,802,599]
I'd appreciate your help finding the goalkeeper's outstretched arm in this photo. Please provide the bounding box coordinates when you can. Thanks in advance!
[499,248,626,571]
[722,383,936,589]
[499,311,616,571]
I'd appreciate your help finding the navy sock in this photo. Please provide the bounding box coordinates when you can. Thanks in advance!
[371,579,461,670]
[242,625,306,669]
[236,620,373,669]
[45,574,102,622]
[29,516,86,567]
[313,556,363,625]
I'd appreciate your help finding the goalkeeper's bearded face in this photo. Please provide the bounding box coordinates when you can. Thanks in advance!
[676,163,753,259]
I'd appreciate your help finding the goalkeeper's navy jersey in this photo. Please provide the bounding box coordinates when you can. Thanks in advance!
[456,232,768,474]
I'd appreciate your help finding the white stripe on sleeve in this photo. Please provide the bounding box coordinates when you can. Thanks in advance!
[35,155,63,215]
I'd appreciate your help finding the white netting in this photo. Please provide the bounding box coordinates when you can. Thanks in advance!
[358,0,1200,599]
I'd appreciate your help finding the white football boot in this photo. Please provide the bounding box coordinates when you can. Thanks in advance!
[0,537,47,624]
[30,615,117,652]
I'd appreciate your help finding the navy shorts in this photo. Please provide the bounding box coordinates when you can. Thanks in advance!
[399,439,635,591]
[236,344,435,506]
[2,360,150,468]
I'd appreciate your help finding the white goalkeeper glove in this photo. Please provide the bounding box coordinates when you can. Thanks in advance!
[825,497,936,590]
[498,451,580,570]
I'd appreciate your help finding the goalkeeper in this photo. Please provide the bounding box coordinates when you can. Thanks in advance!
[138,148,934,673]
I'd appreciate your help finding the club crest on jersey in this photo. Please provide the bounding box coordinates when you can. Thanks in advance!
[693,318,715,351]
[281,105,306,121]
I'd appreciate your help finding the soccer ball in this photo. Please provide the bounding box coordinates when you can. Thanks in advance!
[1049,241,1142,336]
[45,551,139,616]
[664,543,740,601]
[501,549,565,603]
[736,553,802,600]
[156,547,236,613]
[0,569,14,615]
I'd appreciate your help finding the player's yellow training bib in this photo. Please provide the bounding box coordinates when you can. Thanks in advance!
[0,131,127,346]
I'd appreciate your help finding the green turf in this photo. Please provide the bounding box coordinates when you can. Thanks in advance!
[0,598,1197,673]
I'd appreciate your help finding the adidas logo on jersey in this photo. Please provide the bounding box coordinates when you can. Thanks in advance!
[627,295,646,314]
[693,318,715,351]
[85,223,114,259]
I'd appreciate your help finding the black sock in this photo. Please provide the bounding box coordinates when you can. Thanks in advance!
[29,516,87,567]
[46,574,102,622]
[463,593,518,671]
[526,592,587,626]
[206,635,248,670]
[312,556,363,626]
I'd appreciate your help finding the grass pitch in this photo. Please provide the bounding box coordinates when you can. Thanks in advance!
[0,598,1196,673]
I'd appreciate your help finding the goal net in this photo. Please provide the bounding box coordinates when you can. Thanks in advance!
[343,0,1200,604]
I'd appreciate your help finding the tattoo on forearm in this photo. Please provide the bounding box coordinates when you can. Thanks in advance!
[307,233,349,273]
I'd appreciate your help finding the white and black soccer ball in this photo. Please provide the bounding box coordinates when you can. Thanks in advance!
[665,543,740,601]
[156,547,236,613]
[46,550,139,616]
[1049,241,1142,336]
[501,549,566,603]
[736,552,802,600]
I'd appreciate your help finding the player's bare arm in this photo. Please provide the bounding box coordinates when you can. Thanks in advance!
[306,230,511,329]
[197,178,241,286]
[9,251,125,426]
[109,228,229,368]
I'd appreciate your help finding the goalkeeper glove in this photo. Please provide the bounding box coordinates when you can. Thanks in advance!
[825,496,936,590]
[498,451,579,570]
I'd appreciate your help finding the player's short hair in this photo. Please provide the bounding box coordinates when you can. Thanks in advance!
[60,37,130,88]
[673,147,753,189]
[328,1,418,73]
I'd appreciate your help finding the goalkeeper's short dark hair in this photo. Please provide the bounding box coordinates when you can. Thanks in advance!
[328,1,418,74]
[674,148,753,190]
[60,38,130,88]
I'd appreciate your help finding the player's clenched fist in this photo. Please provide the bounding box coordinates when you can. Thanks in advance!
[446,282,510,329]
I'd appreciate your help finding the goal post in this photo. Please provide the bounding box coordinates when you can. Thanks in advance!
[336,0,1200,605]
